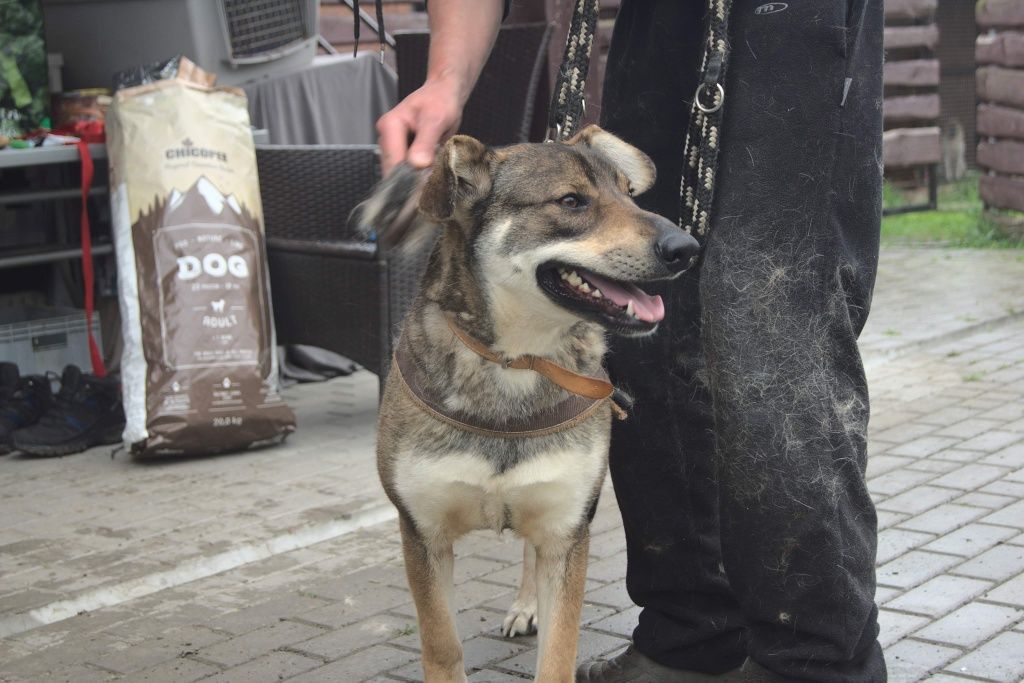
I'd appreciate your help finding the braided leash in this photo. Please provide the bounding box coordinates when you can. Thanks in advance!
[678,0,735,242]
[546,0,601,141]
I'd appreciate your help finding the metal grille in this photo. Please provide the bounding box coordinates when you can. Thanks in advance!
[222,0,307,58]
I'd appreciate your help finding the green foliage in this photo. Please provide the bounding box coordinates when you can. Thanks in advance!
[881,172,1023,249]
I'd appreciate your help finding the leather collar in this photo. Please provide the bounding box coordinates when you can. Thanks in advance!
[392,317,618,438]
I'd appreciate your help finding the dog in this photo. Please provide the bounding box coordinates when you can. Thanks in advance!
[355,125,698,682]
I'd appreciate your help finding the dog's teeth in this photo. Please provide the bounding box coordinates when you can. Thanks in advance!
[568,272,582,286]
[579,282,591,293]
[626,300,636,318]
[592,289,603,298]
[560,270,569,281]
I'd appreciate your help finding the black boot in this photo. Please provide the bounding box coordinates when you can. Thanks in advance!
[0,363,53,454]
[577,646,745,683]
[13,365,124,457]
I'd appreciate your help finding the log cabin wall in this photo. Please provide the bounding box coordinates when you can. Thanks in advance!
[883,0,942,191]
[975,0,1024,214]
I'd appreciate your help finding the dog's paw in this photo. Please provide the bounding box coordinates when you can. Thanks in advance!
[502,598,538,637]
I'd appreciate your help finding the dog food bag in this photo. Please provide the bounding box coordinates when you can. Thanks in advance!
[107,58,295,456]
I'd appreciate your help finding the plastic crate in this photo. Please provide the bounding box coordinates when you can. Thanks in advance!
[0,307,102,377]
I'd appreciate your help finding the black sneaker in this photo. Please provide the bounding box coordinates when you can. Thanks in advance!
[0,362,54,454]
[12,365,124,457]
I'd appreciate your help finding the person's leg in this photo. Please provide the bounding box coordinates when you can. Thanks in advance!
[599,0,747,674]
[702,1,886,679]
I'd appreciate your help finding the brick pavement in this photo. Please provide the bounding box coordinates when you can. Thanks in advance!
[1,247,1023,682]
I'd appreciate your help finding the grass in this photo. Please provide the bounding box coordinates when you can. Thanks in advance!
[881,172,1023,248]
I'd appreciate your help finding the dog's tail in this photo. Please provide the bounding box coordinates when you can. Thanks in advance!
[347,163,434,253]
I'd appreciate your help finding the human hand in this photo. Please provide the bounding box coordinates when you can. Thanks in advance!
[376,76,464,176]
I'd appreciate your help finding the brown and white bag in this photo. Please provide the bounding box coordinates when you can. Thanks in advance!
[107,58,295,456]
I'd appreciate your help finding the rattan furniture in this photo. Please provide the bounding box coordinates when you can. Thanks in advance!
[256,144,430,379]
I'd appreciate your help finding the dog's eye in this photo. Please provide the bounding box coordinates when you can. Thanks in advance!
[557,194,585,209]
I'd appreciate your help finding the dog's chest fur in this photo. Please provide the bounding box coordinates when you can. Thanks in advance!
[392,438,608,542]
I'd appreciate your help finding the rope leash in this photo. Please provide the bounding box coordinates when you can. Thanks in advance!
[678,0,735,242]
[546,0,734,246]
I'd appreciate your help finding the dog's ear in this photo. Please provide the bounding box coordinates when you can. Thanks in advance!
[568,125,656,196]
[419,135,493,221]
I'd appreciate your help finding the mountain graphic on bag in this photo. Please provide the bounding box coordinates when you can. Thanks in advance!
[107,58,295,456]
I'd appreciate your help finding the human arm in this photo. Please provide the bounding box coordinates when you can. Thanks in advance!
[375,0,505,175]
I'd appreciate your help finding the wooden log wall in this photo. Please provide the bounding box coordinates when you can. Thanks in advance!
[976,0,1024,213]
[883,0,942,177]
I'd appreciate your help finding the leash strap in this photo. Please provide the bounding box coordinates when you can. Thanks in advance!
[547,0,601,141]
[445,312,614,401]
[678,0,734,242]
[77,140,106,378]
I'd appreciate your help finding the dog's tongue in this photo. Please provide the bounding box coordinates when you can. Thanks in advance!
[580,271,665,323]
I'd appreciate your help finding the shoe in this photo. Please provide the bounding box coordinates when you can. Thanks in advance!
[12,365,124,457]
[0,363,53,454]
[577,646,745,682]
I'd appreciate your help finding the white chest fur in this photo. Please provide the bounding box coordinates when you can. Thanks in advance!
[393,442,607,546]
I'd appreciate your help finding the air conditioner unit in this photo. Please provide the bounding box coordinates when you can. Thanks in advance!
[42,0,319,89]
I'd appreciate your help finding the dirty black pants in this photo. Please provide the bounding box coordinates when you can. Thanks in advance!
[601,1,886,680]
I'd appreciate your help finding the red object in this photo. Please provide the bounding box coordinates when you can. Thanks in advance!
[53,119,108,377]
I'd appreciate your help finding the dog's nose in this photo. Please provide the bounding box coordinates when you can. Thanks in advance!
[655,228,701,273]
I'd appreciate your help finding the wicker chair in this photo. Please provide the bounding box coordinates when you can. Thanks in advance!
[395,22,553,144]
[256,145,431,379]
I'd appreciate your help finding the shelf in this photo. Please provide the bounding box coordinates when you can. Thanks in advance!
[0,244,114,270]
[0,144,107,170]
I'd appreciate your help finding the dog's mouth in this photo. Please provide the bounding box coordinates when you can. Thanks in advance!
[537,263,664,333]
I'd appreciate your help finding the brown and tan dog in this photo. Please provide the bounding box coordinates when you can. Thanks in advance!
[360,126,698,682]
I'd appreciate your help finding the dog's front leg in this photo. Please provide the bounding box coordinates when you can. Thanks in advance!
[533,527,590,683]
[399,514,465,683]
[503,541,538,636]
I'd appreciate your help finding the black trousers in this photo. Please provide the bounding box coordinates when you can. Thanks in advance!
[601,1,886,680]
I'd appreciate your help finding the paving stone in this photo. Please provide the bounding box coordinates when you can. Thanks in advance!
[584,582,634,610]
[886,575,993,617]
[118,656,221,682]
[390,636,532,680]
[906,460,961,474]
[877,610,930,648]
[584,552,628,584]
[885,639,961,682]
[288,645,418,682]
[923,523,1018,557]
[957,431,1022,453]
[201,651,320,683]
[936,418,1005,439]
[207,594,331,636]
[981,500,1024,529]
[980,480,1024,498]
[586,606,642,639]
[929,464,1009,491]
[914,602,1023,648]
[954,491,1016,509]
[868,469,937,497]
[953,544,1024,582]
[877,551,961,589]
[468,670,533,682]
[891,436,962,459]
[877,486,960,516]
[866,455,915,478]
[298,585,410,629]
[876,510,909,530]
[193,620,326,667]
[944,631,1024,681]
[985,573,1024,607]
[897,504,987,535]
[293,613,413,661]
[496,630,626,677]
[982,443,1024,468]
[877,528,935,564]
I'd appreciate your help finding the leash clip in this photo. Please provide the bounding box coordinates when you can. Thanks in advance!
[695,82,725,113]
